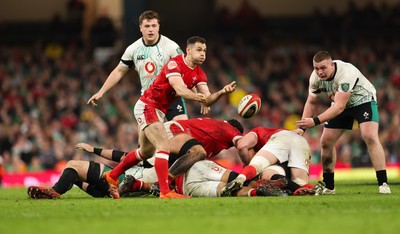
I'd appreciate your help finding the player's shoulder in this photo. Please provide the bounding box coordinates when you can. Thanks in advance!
[159,35,179,47]
[159,35,178,43]
[125,38,145,51]
[334,60,359,75]
[334,60,355,70]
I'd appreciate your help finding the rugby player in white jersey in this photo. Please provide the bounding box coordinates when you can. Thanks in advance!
[87,10,188,120]
[296,51,391,194]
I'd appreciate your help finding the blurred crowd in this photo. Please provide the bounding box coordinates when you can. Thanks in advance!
[1,1,399,174]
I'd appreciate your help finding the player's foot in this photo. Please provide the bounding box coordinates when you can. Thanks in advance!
[293,186,315,196]
[149,182,161,197]
[255,177,288,190]
[103,171,120,199]
[220,176,246,197]
[118,175,136,197]
[313,181,326,196]
[27,186,60,199]
[379,183,391,194]
[159,190,190,199]
[321,187,336,195]
[255,185,288,197]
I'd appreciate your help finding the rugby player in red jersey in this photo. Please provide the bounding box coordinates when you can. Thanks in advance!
[103,36,236,199]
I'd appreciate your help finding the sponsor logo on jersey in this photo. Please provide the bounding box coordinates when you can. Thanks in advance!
[213,166,221,172]
[167,61,178,70]
[340,83,350,92]
[145,62,155,73]
[137,55,145,60]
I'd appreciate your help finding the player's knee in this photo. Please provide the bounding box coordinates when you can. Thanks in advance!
[320,139,335,150]
[361,132,379,146]
[249,156,271,173]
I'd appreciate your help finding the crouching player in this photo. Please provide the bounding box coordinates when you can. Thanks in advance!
[221,127,325,196]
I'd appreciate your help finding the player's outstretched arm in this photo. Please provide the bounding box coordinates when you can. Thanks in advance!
[75,143,127,162]
[87,65,129,106]
[198,81,236,107]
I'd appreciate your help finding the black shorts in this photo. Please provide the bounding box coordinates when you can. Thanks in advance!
[86,161,109,197]
[325,101,379,130]
[166,97,187,121]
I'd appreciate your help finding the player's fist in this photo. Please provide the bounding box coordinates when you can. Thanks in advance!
[195,93,207,104]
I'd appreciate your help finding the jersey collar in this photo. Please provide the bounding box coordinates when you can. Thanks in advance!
[142,35,161,47]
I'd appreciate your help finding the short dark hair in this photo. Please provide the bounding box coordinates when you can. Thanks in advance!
[187,36,206,47]
[227,119,244,134]
[313,51,332,62]
[139,10,160,25]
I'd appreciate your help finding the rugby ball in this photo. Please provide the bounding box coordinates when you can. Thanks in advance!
[238,94,261,119]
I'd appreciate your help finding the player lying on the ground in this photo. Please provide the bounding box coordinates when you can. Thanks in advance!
[220,127,325,196]
[27,118,243,199]
[120,160,290,197]
[27,142,284,199]
[102,118,245,199]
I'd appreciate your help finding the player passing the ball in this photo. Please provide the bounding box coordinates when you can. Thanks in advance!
[296,51,391,194]
[102,36,236,199]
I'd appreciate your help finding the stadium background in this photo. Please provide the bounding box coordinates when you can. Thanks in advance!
[0,0,399,187]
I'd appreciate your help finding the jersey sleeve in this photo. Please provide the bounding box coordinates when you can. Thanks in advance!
[120,43,136,68]
[165,59,182,78]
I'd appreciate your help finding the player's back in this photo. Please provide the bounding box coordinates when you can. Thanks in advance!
[249,127,282,151]
[178,118,242,158]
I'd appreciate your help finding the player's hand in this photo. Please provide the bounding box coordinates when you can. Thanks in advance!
[195,93,207,104]
[294,128,305,136]
[75,143,94,153]
[296,118,314,129]
[200,105,210,115]
[222,81,236,94]
[87,93,102,107]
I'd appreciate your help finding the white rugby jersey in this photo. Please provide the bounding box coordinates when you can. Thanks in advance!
[309,60,377,108]
[120,35,182,94]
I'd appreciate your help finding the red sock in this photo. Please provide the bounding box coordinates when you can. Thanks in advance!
[132,180,144,191]
[241,165,257,180]
[110,149,143,180]
[154,151,170,195]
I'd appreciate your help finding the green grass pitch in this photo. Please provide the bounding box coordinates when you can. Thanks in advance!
[0,180,399,234]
